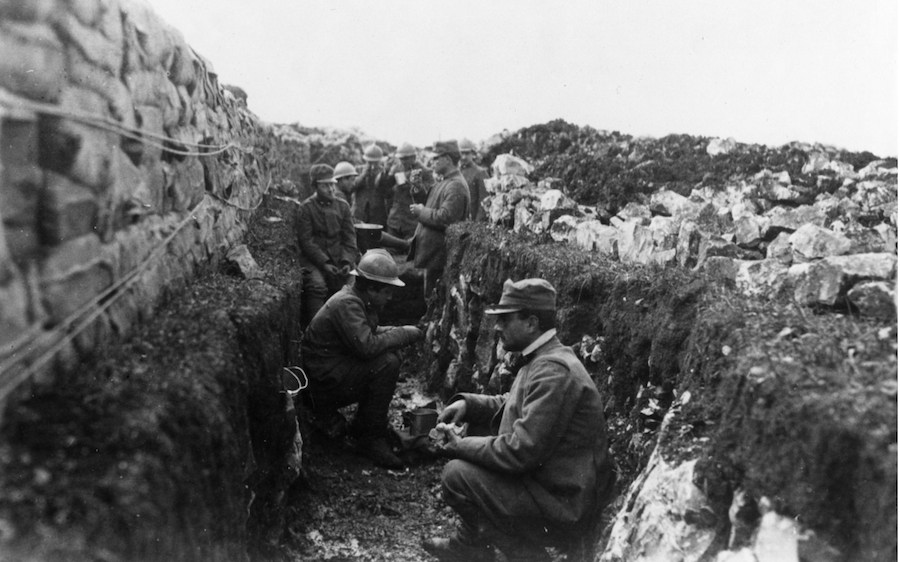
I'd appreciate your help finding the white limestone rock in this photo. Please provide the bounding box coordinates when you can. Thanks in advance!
[735,259,791,298]
[574,220,618,257]
[766,232,793,265]
[650,189,692,217]
[707,137,737,156]
[600,450,716,562]
[794,253,898,306]
[490,153,534,177]
[788,224,852,262]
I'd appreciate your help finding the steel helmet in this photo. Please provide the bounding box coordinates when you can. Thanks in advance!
[333,161,358,180]
[352,249,405,287]
[396,143,416,158]
[458,138,477,153]
[363,144,384,162]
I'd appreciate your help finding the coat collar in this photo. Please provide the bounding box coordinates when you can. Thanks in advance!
[522,329,558,359]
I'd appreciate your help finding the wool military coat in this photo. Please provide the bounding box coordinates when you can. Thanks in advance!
[351,165,392,227]
[295,194,357,269]
[446,337,613,523]
[408,168,469,270]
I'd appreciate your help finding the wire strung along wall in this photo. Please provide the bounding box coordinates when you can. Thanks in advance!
[0,0,276,414]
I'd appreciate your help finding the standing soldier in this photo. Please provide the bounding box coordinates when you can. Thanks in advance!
[387,143,434,239]
[459,139,489,221]
[408,140,470,300]
[332,161,358,204]
[351,144,392,227]
[295,164,358,324]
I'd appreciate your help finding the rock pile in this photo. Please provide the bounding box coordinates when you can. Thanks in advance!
[481,135,897,318]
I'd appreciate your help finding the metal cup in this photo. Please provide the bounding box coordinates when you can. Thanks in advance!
[409,408,438,436]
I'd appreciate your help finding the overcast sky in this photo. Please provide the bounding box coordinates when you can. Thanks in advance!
[149,0,898,156]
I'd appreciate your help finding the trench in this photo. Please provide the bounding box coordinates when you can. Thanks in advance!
[0,194,895,562]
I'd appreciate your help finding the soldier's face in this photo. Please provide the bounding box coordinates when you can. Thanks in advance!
[316,181,335,201]
[432,154,450,175]
[493,312,536,353]
[368,285,393,309]
[337,177,354,197]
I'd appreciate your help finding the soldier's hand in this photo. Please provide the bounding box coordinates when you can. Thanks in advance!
[324,264,340,277]
[409,203,424,218]
[438,400,467,424]
[402,325,423,342]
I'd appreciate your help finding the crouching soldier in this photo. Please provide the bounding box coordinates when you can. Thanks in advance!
[301,249,423,469]
[423,278,615,561]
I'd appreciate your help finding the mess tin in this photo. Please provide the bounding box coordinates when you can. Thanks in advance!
[407,407,438,436]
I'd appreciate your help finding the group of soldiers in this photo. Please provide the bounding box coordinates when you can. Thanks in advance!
[291,140,615,561]
[294,139,488,321]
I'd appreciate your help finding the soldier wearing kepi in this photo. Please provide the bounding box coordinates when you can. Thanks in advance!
[295,164,358,324]
[458,138,489,221]
[386,143,434,239]
[423,278,615,562]
[301,249,424,469]
[408,140,470,300]
[351,144,392,227]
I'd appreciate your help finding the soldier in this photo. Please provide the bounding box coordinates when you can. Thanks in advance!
[386,143,434,239]
[332,161,358,204]
[351,144,392,227]
[301,249,424,469]
[295,164,358,323]
[423,279,615,561]
[458,139,489,221]
[408,140,470,300]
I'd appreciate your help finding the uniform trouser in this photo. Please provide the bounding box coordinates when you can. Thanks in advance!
[441,459,556,547]
[307,352,400,440]
[302,266,348,324]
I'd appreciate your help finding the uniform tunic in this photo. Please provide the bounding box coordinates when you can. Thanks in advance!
[409,168,469,271]
[351,166,392,226]
[444,337,613,525]
[386,162,433,237]
[295,194,357,269]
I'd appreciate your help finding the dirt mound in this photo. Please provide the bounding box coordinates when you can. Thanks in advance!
[423,222,896,560]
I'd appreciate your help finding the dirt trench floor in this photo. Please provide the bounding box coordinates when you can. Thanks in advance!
[276,379,583,562]
[276,378,455,562]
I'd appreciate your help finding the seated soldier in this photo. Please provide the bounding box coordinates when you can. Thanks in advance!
[423,278,615,561]
[295,164,358,324]
[301,249,424,469]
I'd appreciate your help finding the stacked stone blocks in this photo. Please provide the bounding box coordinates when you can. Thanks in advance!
[0,0,271,400]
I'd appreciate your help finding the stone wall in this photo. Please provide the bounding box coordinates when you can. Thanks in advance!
[0,0,273,406]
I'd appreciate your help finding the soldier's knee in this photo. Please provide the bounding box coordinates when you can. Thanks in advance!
[441,459,470,491]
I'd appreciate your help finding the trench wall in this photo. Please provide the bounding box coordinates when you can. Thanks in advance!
[0,196,305,562]
[0,0,279,407]
[428,223,896,561]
